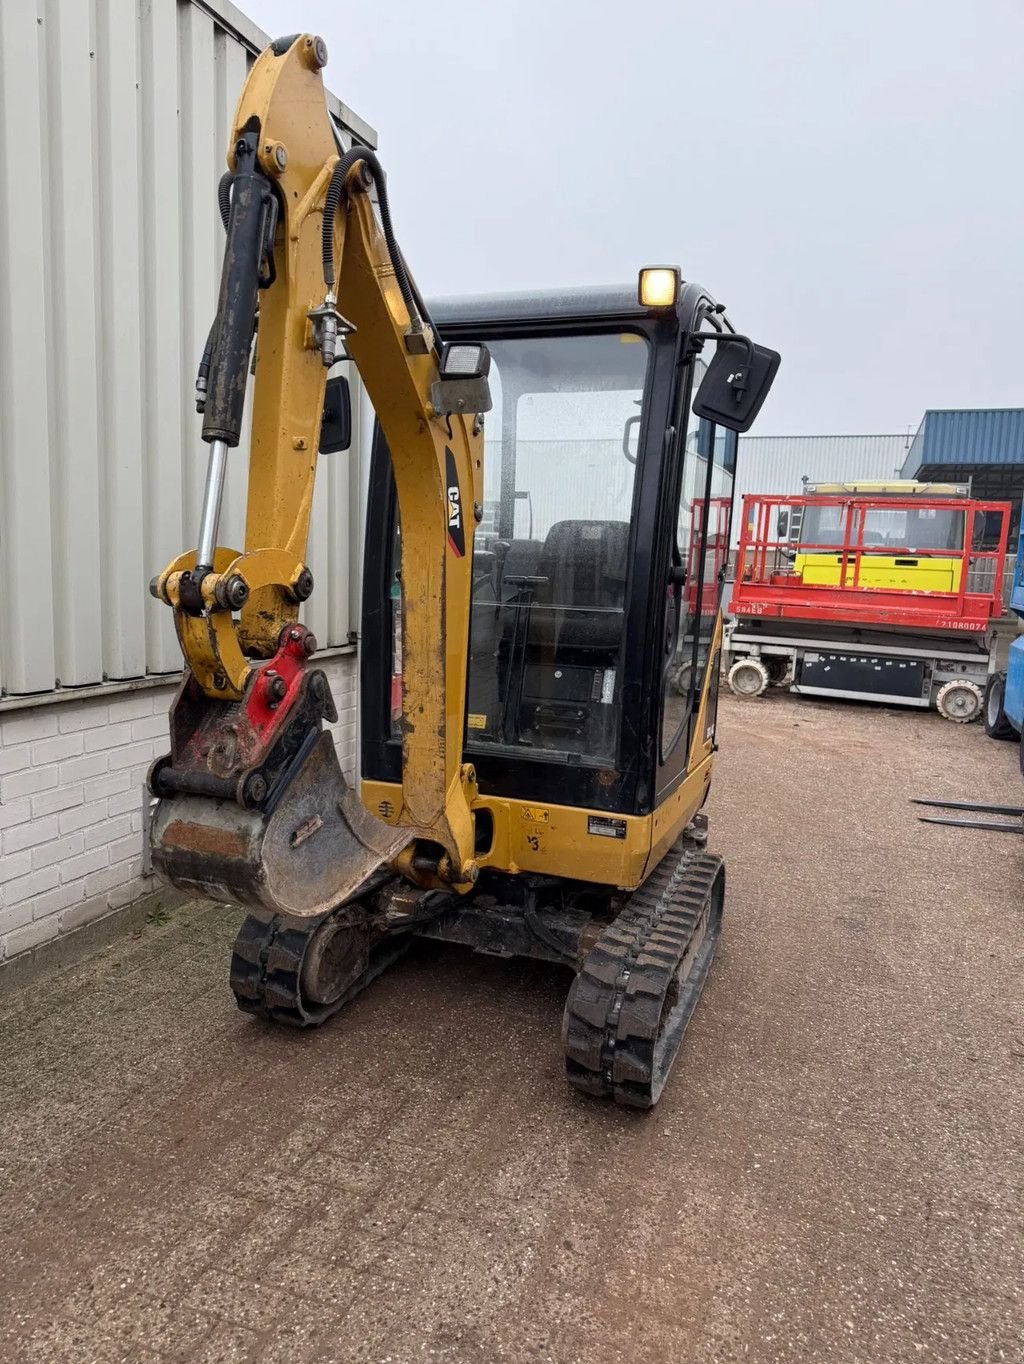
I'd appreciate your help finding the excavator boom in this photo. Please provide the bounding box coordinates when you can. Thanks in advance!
[149,34,487,915]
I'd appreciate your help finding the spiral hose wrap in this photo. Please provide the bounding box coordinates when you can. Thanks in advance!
[217,171,233,232]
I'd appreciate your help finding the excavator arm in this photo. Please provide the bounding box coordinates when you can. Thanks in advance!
[149,34,487,916]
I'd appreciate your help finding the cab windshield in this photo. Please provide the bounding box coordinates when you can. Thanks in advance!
[464,330,649,766]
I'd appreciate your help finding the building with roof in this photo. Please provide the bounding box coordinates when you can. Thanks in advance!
[900,409,1024,532]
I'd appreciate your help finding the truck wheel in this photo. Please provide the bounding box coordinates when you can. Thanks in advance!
[726,657,769,699]
[765,656,790,687]
[983,673,1017,740]
[670,660,693,696]
[935,679,983,724]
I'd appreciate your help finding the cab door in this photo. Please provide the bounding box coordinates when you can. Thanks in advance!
[656,384,737,802]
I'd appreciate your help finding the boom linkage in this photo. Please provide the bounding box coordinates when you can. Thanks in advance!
[148,33,488,914]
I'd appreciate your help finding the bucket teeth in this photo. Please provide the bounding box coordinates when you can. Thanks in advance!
[150,730,407,918]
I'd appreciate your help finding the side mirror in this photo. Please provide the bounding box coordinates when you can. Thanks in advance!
[320,375,352,453]
[693,336,781,433]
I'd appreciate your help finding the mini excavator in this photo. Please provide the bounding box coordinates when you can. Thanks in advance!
[148,33,780,1107]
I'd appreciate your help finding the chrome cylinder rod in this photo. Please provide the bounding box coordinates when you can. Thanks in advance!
[195,438,228,575]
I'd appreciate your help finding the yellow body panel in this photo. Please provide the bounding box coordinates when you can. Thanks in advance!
[361,754,711,891]
[364,779,638,888]
[794,552,962,593]
[363,619,723,891]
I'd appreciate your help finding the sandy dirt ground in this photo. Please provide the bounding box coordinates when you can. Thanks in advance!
[1,691,1021,1364]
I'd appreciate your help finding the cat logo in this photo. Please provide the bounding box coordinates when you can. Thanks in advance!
[444,447,465,557]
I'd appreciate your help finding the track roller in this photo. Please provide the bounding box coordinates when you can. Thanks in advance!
[229,899,409,1027]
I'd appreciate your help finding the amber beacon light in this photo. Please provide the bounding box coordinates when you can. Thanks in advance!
[638,265,681,309]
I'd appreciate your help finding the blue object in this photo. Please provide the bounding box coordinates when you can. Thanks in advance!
[1011,527,1024,619]
[901,408,1024,476]
[1004,637,1024,736]
[999,528,1024,738]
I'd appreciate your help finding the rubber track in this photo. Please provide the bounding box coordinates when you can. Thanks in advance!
[229,911,408,1028]
[562,842,724,1108]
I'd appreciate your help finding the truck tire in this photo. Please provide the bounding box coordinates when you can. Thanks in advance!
[726,657,769,699]
[983,673,1017,740]
[764,656,790,687]
[935,679,983,724]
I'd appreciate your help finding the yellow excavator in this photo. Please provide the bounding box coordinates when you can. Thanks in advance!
[148,33,780,1107]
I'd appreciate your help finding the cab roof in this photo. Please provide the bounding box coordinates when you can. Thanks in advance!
[428,284,642,327]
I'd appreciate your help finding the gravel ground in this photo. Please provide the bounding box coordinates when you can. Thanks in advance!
[0,691,1021,1364]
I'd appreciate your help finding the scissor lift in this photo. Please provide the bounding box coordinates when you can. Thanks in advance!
[725,487,1011,722]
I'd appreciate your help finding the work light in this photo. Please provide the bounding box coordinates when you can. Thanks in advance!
[638,266,680,310]
[439,343,491,379]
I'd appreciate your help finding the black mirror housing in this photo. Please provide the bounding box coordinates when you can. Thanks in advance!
[693,337,780,433]
[320,374,352,453]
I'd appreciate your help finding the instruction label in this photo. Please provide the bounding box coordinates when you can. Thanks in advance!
[587,815,627,840]
[521,807,550,824]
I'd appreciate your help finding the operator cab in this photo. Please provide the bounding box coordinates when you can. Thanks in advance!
[362,275,779,818]
[460,325,645,768]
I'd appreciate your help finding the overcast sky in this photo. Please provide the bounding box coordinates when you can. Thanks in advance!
[242,0,1023,436]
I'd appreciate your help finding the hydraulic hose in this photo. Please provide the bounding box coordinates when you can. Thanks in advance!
[398,244,441,351]
[320,146,364,289]
[217,171,233,231]
[195,324,214,412]
[320,141,435,346]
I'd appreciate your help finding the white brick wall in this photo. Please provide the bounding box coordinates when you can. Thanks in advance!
[0,652,358,964]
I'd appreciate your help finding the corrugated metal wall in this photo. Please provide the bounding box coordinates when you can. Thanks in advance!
[0,0,374,696]
[732,433,910,546]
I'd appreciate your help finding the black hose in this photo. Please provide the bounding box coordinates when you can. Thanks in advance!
[320,147,365,288]
[195,324,215,411]
[217,171,232,231]
[397,244,440,349]
[320,142,435,346]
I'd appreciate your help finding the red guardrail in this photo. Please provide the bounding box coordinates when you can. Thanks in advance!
[729,494,1010,633]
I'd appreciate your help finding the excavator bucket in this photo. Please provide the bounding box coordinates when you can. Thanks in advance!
[150,731,407,918]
